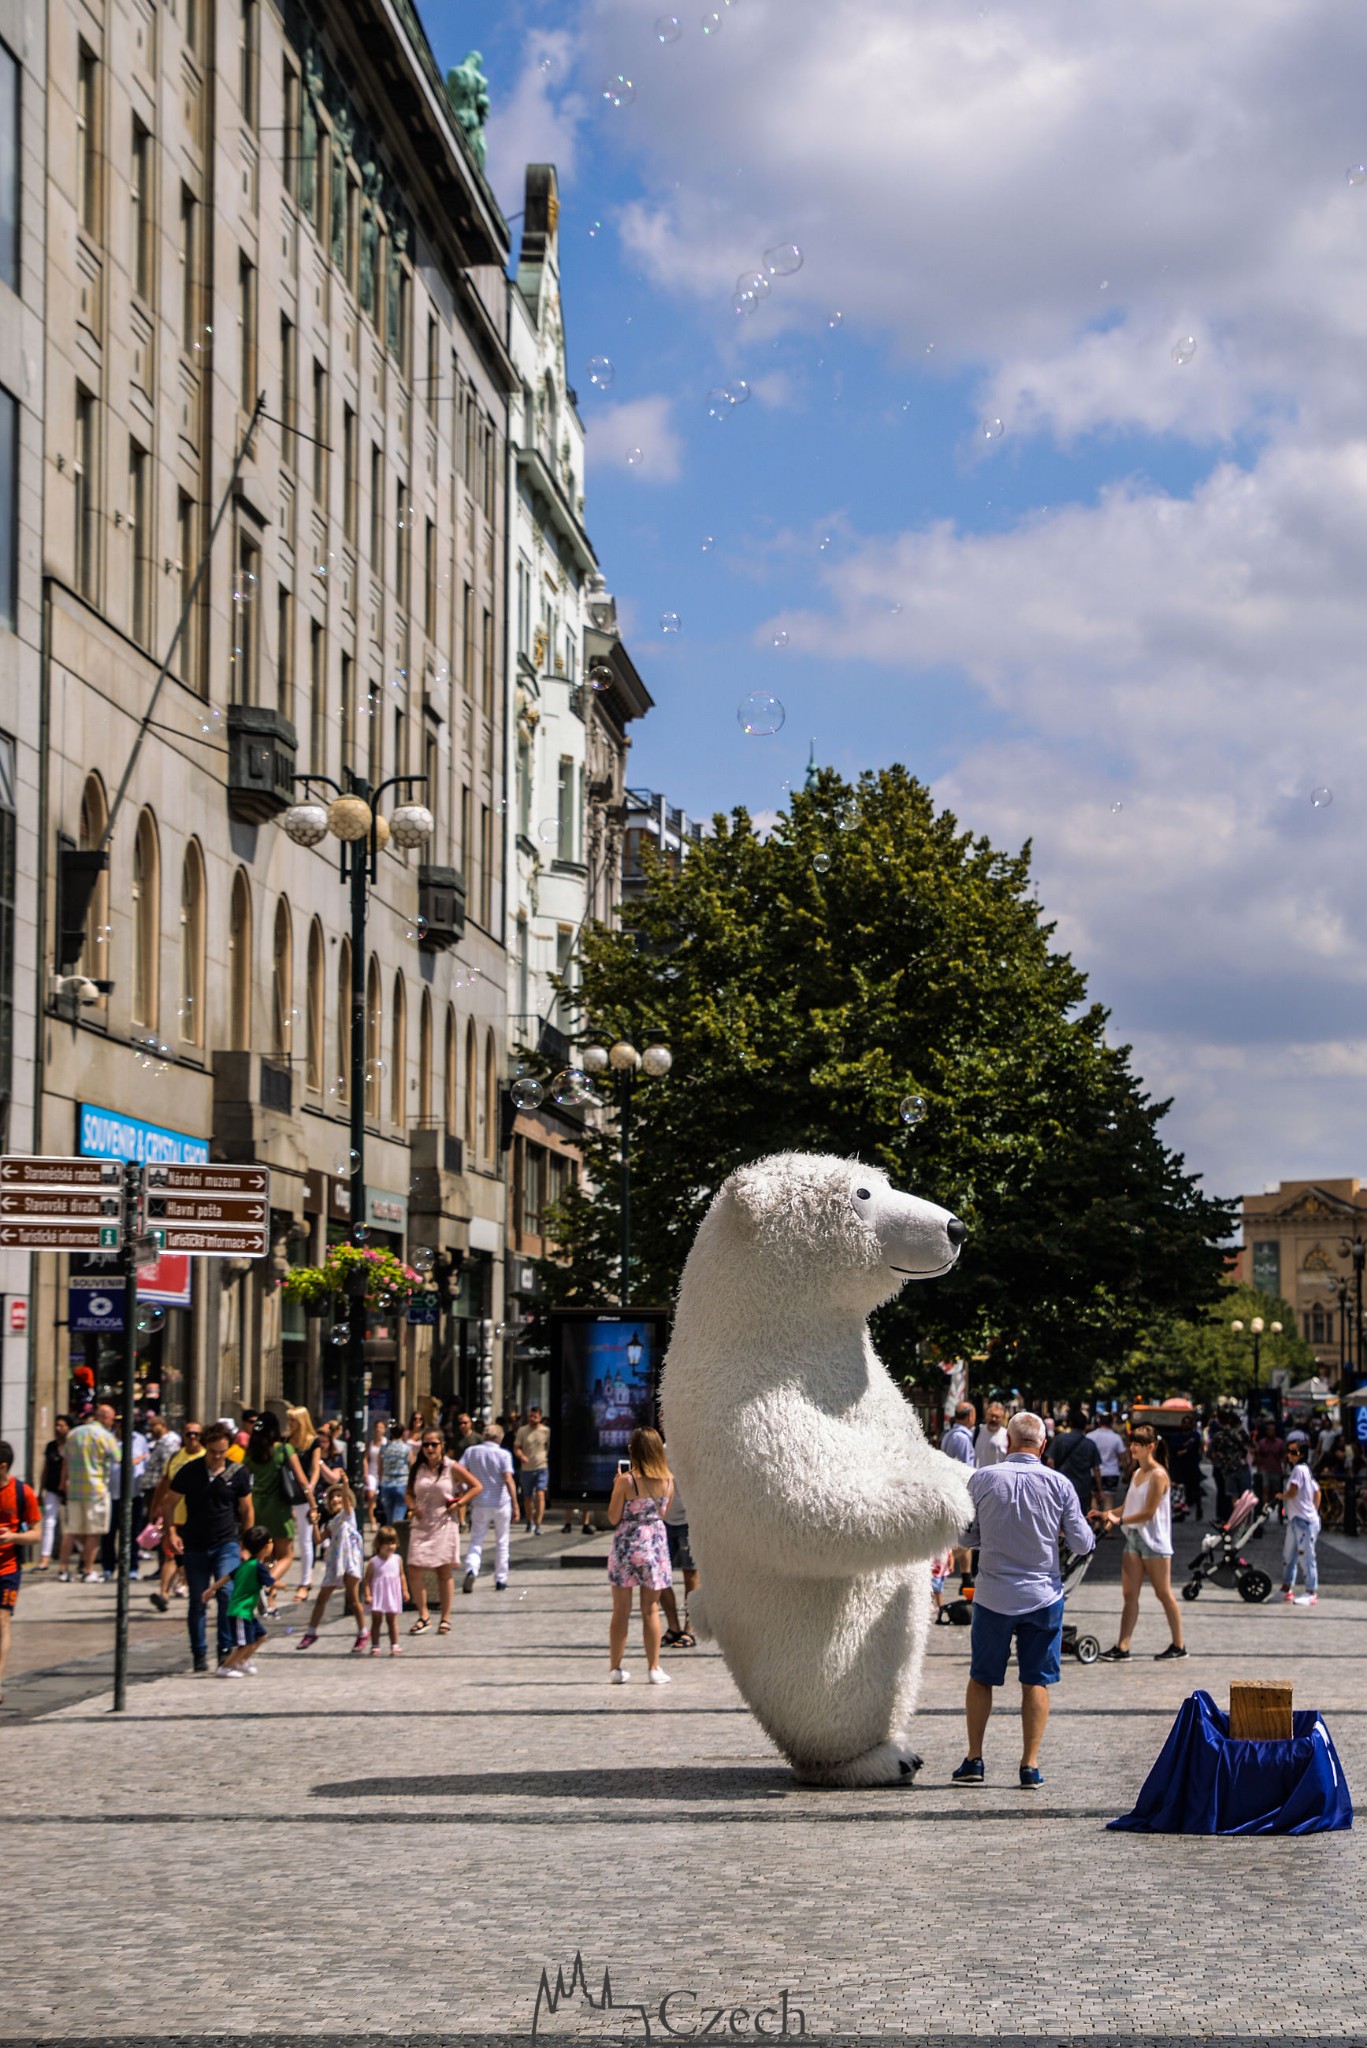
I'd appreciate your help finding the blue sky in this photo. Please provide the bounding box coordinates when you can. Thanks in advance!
[426,0,1367,1204]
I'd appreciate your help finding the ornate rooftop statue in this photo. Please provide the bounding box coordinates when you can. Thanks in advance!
[445,50,491,169]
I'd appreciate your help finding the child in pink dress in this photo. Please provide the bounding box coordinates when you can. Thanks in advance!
[365,1525,408,1656]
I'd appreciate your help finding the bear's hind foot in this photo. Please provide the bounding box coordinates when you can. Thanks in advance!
[791,1741,922,1789]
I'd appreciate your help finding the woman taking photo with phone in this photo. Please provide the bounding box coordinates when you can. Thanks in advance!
[606,1427,674,1686]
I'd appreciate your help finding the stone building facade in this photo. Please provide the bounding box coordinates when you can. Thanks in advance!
[1236,1178,1367,1382]
[30,0,521,1444]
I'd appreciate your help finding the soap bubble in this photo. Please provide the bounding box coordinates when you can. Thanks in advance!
[771,629,789,648]
[312,548,336,582]
[733,289,759,317]
[585,356,615,391]
[199,705,224,736]
[588,220,602,239]
[899,1093,927,1127]
[588,660,613,691]
[232,569,259,606]
[736,269,770,302]
[511,1076,544,1111]
[828,310,844,329]
[396,503,415,532]
[738,690,785,735]
[625,447,643,467]
[388,666,408,698]
[706,389,732,422]
[136,1305,166,1336]
[1172,335,1197,365]
[818,535,831,552]
[602,74,635,107]
[411,1245,436,1276]
[657,13,682,38]
[406,915,429,942]
[701,534,715,553]
[333,1148,361,1177]
[660,612,681,634]
[551,1067,591,1107]
[1311,786,1333,808]
[536,818,559,844]
[764,243,803,276]
[1348,166,1367,186]
[328,1323,350,1347]
[351,1223,370,1245]
[538,53,553,74]
[725,379,750,405]
[982,417,1005,441]
[701,8,722,30]
[813,852,831,874]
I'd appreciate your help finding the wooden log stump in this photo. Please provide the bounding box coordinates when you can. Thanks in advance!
[1229,1679,1293,1740]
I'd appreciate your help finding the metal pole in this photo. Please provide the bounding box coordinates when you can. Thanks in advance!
[347,791,369,1507]
[1347,1242,1363,1539]
[112,1161,141,1712]
[619,1071,633,1307]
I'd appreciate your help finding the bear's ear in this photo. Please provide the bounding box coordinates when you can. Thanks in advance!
[717,1161,776,1236]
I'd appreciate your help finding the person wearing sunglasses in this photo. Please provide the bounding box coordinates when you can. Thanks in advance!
[405,1433,481,1634]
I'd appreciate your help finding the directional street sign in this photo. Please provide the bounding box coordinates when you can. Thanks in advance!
[144,1195,267,1227]
[1,1191,124,1218]
[0,1221,112,1250]
[0,1156,121,1189]
[154,1224,270,1256]
[142,1165,270,1195]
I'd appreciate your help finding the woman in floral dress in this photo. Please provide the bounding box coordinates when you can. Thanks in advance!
[606,1427,674,1686]
[405,1430,481,1635]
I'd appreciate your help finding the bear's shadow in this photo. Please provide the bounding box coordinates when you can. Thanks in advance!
[315,1765,815,1802]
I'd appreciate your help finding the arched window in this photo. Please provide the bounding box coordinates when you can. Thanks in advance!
[365,955,382,1116]
[464,1017,477,1156]
[130,809,160,1028]
[271,897,293,1058]
[305,919,325,1094]
[485,1026,497,1165]
[389,971,406,1125]
[178,840,206,1045]
[444,1005,457,1136]
[228,869,252,1050]
[78,774,110,999]
[335,937,351,1099]
[419,991,433,1122]
[1311,1304,1327,1346]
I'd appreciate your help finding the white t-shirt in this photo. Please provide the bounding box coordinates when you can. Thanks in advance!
[463,1440,515,1504]
[1284,1462,1321,1530]
[1089,1426,1126,1478]
[973,1424,1008,1468]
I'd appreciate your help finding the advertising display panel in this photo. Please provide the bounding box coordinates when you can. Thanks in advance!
[549,1308,670,1498]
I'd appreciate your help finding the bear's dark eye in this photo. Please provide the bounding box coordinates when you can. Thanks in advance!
[855,1187,872,1201]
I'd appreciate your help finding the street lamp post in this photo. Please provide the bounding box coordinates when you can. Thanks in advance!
[1338,1235,1366,1538]
[280,771,433,1502]
[580,1041,673,1305]
[1230,1314,1282,1425]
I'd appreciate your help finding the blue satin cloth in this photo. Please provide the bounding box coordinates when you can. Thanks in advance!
[1108,1689,1353,1835]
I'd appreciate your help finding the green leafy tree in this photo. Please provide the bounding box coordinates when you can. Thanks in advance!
[1121,1282,1316,1407]
[539,767,1234,1404]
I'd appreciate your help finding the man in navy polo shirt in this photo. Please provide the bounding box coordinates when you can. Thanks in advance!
[952,1410,1094,1790]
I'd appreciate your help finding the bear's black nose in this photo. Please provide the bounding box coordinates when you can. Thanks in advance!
[946,1216,967,1247]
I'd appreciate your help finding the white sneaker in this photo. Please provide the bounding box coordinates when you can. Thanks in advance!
[83,1571,103,1582]
[216,1665,245,1679]
[1294,1592,1318,1606]
[648,1666,672,1686]
[241,1659,259,1673]
[609,1667,630,1684]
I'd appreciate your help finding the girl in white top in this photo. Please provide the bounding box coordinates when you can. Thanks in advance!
[1095,1426,1186,1662]
[1277,1440,1321,1606]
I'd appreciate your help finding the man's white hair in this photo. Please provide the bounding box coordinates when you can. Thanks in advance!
[1007,1410,1046,1448]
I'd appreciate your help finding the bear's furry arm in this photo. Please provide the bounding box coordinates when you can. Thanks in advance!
[685,1401,973,1579]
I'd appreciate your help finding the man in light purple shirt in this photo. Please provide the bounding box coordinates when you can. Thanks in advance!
[951,1411,1095,1791]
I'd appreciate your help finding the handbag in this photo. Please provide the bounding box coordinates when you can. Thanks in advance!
[279,1446,308,1507]
[136,1517,164,1551]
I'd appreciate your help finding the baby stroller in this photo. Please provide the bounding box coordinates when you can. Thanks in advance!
[1182,1490,1273,1604]
[1059,1545,1101,1664]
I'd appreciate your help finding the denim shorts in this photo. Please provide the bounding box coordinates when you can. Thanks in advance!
[1123,1529,1171,1560]
[666,1522,696,1573]
[969,1597,1065,1688]
[520,1466,549,1494]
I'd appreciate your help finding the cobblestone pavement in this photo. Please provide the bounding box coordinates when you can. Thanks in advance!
[2,1529,1364,2044]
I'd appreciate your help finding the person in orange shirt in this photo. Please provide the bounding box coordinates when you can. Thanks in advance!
[0,1441,42,1705]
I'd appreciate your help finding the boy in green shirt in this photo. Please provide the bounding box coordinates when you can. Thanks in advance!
[204,1525,276,1678]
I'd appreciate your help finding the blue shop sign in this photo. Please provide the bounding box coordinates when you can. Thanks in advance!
[79,1103,211,1167]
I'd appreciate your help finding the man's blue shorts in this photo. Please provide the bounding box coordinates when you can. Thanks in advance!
[969,1597,1065,1688]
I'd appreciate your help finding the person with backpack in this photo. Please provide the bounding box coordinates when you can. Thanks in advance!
[0,1440,42,1705]
[1044,1406,1102,1511]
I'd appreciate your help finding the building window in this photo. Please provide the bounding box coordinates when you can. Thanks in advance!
[305,917,324,1093]
[517,556,531,657]
[283,64,300,203]
[239,0,259,131]
[367,672,381,785]
[232,529,259,702]
[557,756,574,863]
[0,41,17,292]
[365,955,382,1117]
[444,1006,457,1136]
[237,252,257,408]
[425,312,438,402]
[418,992,432,1122]
[179,186,199,350]
[484,1026,497,1166]
[178,840,205,1045]
[464,1017,477,1156]
[336,936,351,1098]
[74,387,97,600]
[128,440,151,648]
[177,491,201,690]
[0,386,16,631]
[369,443,383,565]
[395,481,409,610]
[461,584,473,694]
[482,608,493,712]
[0,736,14,1127]
[277,584,293,723]
[1311,1304,1327,1346]
[342,404,357,542]
[389,971,406,1125]
[309,618,325,770]
[480,802,492,927]
[280,315,297,461]
[311,359,327,503]
[522,1142,544,1237]
[130,116,154,301]
[78,774,110,993]
[271,895,292,1058]
[77,44,100,239]
[130,808,160,1028]
[423,518,436,636]
[228,868,252,1050]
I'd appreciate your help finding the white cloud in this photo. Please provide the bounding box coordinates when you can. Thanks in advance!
[583,395,683,480]
[483,36,587,218]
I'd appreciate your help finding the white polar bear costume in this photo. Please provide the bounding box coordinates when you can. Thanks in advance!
[663,1152,973,1787]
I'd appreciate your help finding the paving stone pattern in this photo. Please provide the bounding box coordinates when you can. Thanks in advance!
[2,1532,1365,2043]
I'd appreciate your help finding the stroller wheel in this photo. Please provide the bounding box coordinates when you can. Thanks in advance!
[1182,1581,1201,1601]
[1238,1569,1273,1604]
[1074,1634,1100,1665]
